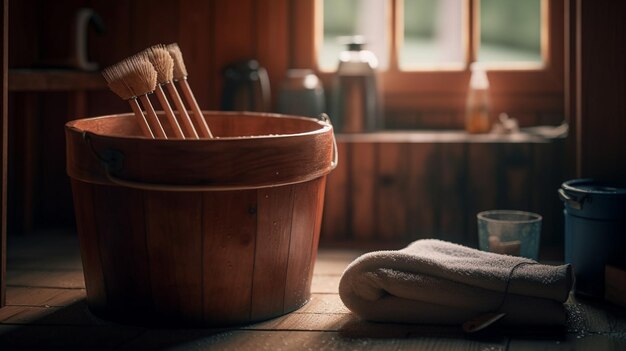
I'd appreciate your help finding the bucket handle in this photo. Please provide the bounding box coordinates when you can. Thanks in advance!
[319,113,338,170]
[558,188,583,210]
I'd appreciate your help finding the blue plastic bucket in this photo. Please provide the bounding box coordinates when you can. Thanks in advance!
[559,179,626,298]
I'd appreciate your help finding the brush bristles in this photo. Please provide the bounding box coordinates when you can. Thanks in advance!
[141,45,174,84]
[102,58,157,99]
[102,63,134,100]
[166,43,188,79]
[124,57,158,96]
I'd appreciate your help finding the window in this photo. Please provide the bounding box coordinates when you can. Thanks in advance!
[292,0,563,120]
[320,0,546,70]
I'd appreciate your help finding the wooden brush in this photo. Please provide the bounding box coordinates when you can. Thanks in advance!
[140,46,188,139]
[123,57,167,139]
[166,43,214,138]
[102,61,154,138]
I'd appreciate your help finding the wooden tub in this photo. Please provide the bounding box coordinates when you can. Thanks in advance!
[65,111,336,326]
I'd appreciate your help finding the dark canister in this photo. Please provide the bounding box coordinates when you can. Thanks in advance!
[559,179,626,298]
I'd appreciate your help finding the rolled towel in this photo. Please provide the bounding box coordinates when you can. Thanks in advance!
[339,239,574,326]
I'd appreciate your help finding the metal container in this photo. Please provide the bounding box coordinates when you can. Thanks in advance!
[331,37,380,133]
[559,179,626,298]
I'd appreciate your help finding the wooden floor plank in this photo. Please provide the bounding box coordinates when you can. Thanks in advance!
[3,230,626,351]
[0,324,144,350]
[310,275,340,294]
[244,312,353,331]
[6,287,85,307]
[6,270,85,289]
[313,249,363,275]
[0,301,106,326]
[296,294,350,314]
[119,329,508,351]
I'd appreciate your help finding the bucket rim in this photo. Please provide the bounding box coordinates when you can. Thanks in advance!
[561,178,626,196]
[65,111,333,141]
[477,210,542,224]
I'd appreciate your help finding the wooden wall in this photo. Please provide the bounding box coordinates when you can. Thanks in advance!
[1,0,7,308]
[8,0,291,231]
[321,134,565,258]
[7,0,572,257]
[573,0,626,183]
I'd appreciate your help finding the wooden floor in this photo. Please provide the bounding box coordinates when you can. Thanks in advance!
[1,231,626,350]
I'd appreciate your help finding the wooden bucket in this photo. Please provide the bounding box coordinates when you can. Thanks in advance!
[65,111,336,326]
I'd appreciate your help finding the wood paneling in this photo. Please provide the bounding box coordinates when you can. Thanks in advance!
[575,0,626,183]
[1,0,7,307]
[349,143,376,241]
[178,0,214,109]
[408,143,438,241]
[376,143,409,241]
[321,135,565,258]
[7,0,302,232]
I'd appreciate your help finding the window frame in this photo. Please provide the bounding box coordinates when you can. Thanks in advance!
[291,0,564,114]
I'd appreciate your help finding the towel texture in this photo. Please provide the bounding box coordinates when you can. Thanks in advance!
[339,239,574,326]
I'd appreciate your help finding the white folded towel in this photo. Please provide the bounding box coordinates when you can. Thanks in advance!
[339,239,574,326]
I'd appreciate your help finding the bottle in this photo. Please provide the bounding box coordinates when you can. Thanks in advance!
[332,36,380,133]
[465,63,491,133]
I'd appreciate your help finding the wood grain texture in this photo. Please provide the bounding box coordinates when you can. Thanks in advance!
[212,0,255,108]
[321,135,564,252]
[466,143,498,248]
[1,0,6,308]
[576,0,626,184]
[532,142,562,252]
[5,233,625,350]
[349,142,376,241]
[499,143,532,211]
[376,143,409,242]
[408,143,438,241]
[255,0,289,110]
[66,113,334,189]
[144,191,203,324]
[129,0,179,51]
[251,186,294,320]
[289,0,316,68]
[69,181,106,313]
[178,0,213,109]
[92,184,152,319]
[438,143,466,244]
[202,190,257,325]
[284,179,322,313]
[321,141,349,242]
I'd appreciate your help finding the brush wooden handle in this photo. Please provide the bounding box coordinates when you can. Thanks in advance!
[179,78,213,138]
[165,83,199,139]
[128,98,154,138]
[139,94,167,139]
[155,85,185,139]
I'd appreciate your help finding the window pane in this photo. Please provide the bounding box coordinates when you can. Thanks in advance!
[478,0,542,64]
[319,0,388,71]
[401,0,464,69]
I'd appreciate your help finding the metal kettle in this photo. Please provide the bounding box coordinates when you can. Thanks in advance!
[221,60,271,112]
